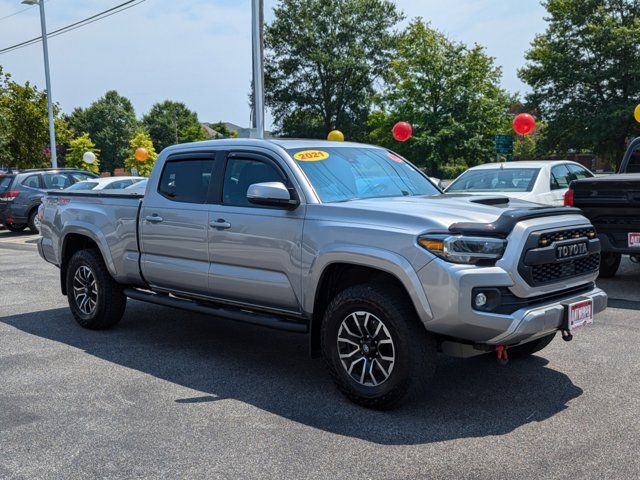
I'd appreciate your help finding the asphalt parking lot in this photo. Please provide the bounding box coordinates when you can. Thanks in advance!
[1,230,639,479]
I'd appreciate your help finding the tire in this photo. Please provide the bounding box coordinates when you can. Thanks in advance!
[321,284,437,410]
[4,223,27,232]
[27,209,40,234]
[598,252,621,278]
[508,332,556,360]
[66,249,127,329]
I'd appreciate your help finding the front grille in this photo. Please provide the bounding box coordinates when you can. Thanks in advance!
[518,226,601,287]
[539,227,596,246]
[531,253,600,284]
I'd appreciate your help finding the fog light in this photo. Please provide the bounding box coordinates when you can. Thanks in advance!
[474,292,488,308]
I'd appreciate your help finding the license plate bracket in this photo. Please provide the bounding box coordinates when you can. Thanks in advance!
[562,299,594,333]
[629,232,640,248]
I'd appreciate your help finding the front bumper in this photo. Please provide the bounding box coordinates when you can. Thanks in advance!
[417,258,606,346]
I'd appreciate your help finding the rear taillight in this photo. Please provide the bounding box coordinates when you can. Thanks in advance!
[563,188,574,206]
[0,190,19,202]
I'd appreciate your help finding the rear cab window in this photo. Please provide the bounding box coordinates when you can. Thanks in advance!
[158,159,215,203]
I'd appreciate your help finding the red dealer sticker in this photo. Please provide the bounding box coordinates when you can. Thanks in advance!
[628,233,640,248]
[387,152,405,164]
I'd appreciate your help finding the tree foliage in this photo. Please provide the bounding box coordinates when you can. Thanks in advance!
[142,100,206,153]
[369,20,512,174]
[206,121,238,138]
[0,78,66,169]
[519,0,640,166]
[125,131,158,176]
[264,0,403,140]
[65,133,100,174]
[68,90,138,173]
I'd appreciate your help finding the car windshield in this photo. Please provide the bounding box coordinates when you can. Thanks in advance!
[287,147,439,203]
[447,167,540,193]
[65,181,99,191]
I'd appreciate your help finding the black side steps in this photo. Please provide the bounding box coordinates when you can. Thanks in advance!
[123,288,308,333]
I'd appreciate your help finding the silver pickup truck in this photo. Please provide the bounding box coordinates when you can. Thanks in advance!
[38,139,607,409]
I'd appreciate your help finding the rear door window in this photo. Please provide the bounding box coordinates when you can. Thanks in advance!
[550,165,572,190]
[158,159,215,204]
[567,164,593,180]
[22,175,42,189]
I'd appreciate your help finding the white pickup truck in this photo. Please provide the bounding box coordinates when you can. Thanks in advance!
[38,139,607,409]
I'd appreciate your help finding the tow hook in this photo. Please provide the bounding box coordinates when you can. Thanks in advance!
[495,345,508,365]
[561,330,573,342]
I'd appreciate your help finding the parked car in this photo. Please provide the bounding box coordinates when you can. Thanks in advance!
[64,176,145,192]
[565,138,640,277]
[0,168,98,234]
[38,139,606,409]
[445,161,594,206]
[123,178,148,195]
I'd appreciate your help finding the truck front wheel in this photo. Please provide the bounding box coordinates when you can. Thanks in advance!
[66,249,127,329]
[598,252,621,278]
[321,284,437,410]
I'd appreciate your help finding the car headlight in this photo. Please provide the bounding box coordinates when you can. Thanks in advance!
[418,235,507,264]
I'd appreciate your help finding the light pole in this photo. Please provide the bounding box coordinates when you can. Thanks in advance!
[22,0,57,168]
[251,0,265,139]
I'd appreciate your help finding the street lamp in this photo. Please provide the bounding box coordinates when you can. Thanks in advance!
[251,0,265,139]
[22,0,57,168]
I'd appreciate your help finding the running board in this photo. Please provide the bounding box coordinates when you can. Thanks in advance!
[123,288,308,333]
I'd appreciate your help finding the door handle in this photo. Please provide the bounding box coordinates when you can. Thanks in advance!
[145,215,164,223]
[209,219,231,229]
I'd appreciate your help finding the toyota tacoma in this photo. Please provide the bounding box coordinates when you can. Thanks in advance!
[38,139,607,409]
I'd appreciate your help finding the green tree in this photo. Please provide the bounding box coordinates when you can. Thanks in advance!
[68,90,138,173]
[207,121,238,138]
[264,0,403,140]
[369,20,512,175]
[124,131,158,176]
[519,0,640,166]
[0,79,63,169]
[142,100,206,152]
[65,133,100,174]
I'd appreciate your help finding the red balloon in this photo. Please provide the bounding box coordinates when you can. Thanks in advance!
[513,113,536,135]
[392,121,413,142]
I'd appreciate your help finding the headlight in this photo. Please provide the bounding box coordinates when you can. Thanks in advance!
[418,234,507,264]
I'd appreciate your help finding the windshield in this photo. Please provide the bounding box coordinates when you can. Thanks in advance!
[65,181,99,191]
[287,147,439,202]
[447,167,540,193]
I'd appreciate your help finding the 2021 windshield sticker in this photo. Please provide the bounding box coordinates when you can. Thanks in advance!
[293,150,330,162]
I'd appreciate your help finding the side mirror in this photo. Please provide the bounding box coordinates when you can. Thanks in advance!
[247,182,299,209]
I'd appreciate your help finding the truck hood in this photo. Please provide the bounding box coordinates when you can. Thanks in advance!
[316,194,546,232]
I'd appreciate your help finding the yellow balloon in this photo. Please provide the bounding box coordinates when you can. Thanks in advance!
[634,104,640,123]
[327,130,345,142]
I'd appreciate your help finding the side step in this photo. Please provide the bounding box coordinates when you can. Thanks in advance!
[123,288,308,333]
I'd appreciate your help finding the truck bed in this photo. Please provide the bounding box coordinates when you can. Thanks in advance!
[39,190,145,286]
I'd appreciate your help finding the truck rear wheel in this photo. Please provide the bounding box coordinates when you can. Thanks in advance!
[66,249,126,329]
[321,284,436,410]
[598,252,621,278]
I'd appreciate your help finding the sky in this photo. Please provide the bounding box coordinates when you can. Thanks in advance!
[0,0,547,129]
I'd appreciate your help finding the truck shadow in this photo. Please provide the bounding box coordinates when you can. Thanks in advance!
[1,303,583,446]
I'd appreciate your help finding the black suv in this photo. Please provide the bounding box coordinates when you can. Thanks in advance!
[0,168,98,234]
